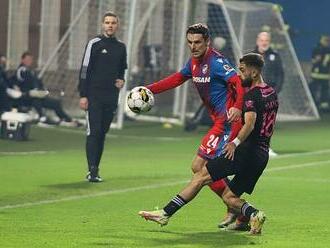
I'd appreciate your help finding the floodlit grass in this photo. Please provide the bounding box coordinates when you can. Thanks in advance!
[1,118,330,247]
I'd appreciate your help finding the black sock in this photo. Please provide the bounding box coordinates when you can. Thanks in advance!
[241,202,258,218]
[163,195,187,216]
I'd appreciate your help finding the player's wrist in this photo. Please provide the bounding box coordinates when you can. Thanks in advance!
[232,137,241,147]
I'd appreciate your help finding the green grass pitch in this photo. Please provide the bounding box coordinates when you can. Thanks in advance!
[0,117,330,247]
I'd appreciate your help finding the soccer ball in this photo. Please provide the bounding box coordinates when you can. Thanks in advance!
[127,86,154,114]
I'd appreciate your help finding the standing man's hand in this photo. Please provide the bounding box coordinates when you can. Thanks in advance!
[115,79,125,89]
[227,107,242,122]
[79,97,88,110]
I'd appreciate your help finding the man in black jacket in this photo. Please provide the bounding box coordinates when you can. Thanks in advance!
[78,11,127,182]
[309,35,330,110]
[253,32,284,94]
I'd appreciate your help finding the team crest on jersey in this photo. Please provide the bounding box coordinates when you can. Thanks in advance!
[202,64,208,74]
[245,100,254,108]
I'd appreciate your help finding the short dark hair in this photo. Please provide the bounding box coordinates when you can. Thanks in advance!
[103,11,118,22]
[186,23,210,40]
[21,51,33,59]
[239,53,264,71]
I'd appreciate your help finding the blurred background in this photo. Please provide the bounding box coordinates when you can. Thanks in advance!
[0,0,329,129]
[1,1,330,247]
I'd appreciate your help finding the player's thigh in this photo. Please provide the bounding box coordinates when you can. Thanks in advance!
[102,104,117,134]
[197,121,231,160]
[229,151,268,195]
[206,156,236,182]
[191,155,207,173]
[86,100,103,136]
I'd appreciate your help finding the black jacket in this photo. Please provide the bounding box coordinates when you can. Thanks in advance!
[78,35,127,104]
[311,43,330,80]
[0,65,10,112]
[15,64,43,93]
[253,47,284,93]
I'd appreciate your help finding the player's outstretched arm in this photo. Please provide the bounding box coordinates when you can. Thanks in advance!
[146,72,188,94]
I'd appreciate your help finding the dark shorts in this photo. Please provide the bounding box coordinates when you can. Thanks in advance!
[206,145,269,196]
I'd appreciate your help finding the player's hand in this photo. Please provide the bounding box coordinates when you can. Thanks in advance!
[79,97,88,110]
[115,79,125,89]
[227,107,241,123]
[224,142,236,160]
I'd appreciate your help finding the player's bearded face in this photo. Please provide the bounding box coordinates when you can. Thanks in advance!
[102,16,118,37]
[239,63,253,87]
[187,33,209,58]
[242,76,253,87]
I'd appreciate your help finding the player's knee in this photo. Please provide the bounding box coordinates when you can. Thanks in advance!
[191,159,204,174]
[192,167,211,186]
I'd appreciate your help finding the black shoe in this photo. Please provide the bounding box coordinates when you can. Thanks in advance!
[86,172,103,183]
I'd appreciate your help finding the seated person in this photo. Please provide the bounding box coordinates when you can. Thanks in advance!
[14,51,77,126]
[0,54,23,114]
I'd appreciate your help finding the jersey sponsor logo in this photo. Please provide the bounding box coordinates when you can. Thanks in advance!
[101,49,108,54]
[269,54,275,61]
[223,64,234,75]
[202,64,208,74]
[192,76,210,83]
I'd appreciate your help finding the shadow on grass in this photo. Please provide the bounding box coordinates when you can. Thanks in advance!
[91,229,259,247]
[42,181,92,189]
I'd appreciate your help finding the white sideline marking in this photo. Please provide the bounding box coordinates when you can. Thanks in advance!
[0,159,329,211]
[264,176,330,183]
[0,151,55,156]
[0,180,189,210]
[273,149,330,159]
[265,160,330,172]
[53,127,187,141]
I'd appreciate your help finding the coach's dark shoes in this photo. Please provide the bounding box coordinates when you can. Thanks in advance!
[86,172,103,183]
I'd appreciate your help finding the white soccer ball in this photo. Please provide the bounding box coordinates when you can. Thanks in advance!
[127,86,154,114]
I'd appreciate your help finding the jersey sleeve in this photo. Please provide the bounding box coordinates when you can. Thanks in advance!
[146,72,187,94]
[146,59,191,94]
[213,57,237,81]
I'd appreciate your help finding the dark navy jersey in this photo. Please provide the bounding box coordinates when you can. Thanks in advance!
[243,84,278,151]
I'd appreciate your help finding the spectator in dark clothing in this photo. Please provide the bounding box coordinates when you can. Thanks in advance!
[0,54,23,113]
[253,32,284,94]
[14,51,77,126]
[309,35,330,111]
[253,32,283,157]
